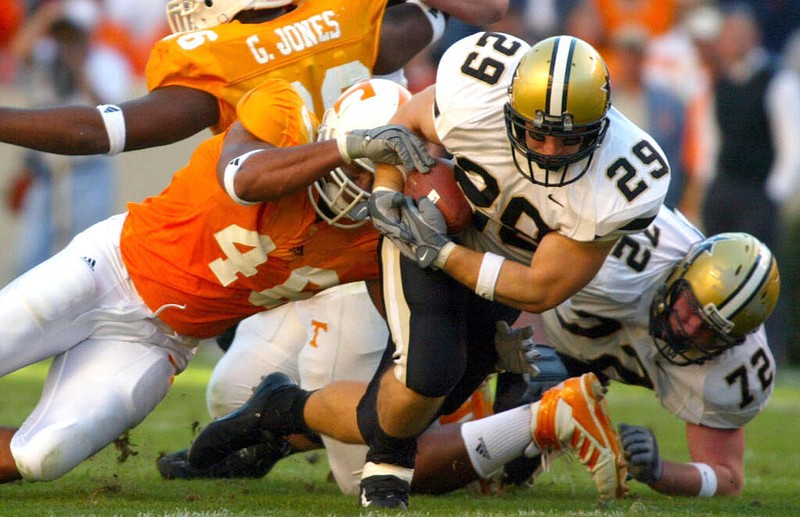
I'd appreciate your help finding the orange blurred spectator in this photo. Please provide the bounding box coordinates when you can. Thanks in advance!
[0,0,25,81]
[99,0,170,76]
[0,0,24,48]
[642,2,723,223]
[591,0,677,38]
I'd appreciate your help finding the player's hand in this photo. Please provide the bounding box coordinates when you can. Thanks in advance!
[337,125,435,172]
[368,187,415,242]
[618,423,664,484]
[399,196,455,268]
[494,321,541,378]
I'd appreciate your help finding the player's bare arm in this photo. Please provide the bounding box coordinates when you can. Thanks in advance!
[217,122,344,203]
[373,86,440,191]
[443,232,617,313]
[422,0,508,25]
[653,423,744,496]
[375,3,435,75]
[0,86,219,155]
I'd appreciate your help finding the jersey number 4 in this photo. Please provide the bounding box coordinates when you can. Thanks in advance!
[208,224,340,309]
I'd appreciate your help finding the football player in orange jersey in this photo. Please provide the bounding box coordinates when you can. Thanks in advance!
[0,77,432,484]
[0,0,507,154]
[0,0,512,489]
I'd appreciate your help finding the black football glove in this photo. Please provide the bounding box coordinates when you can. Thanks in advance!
[399,196,455,268]
[618,423,664,484]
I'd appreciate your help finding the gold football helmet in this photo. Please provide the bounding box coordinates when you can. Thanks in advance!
[650,233,780,365]
[166,0,298,33]
[504,35,611,186]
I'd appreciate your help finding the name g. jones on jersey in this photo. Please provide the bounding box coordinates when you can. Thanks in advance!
[245,11,341,64]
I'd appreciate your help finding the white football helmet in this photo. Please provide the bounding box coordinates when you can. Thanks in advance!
[309,79,412,228]
[166,0,298,33]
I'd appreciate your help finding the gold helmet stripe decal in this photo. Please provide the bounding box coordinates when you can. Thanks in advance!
[547,36,577,117]
[718,245,773,320]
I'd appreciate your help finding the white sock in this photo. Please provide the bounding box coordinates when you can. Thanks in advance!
[460,405,535,478]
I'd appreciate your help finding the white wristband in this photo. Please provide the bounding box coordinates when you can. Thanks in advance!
[406,0,447,44]
[97,104,126,155]
[690,462,718,497]
[335,133,354,163]
[223,149,265,206]
[433,241,456,269]
[475,252,505,301]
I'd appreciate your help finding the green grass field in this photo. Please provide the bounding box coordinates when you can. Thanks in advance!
[1,344,798,516]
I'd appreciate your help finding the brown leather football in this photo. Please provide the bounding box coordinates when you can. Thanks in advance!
[404,157,472,234]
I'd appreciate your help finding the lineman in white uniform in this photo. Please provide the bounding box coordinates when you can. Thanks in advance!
[540,205,778,496]
[543,208,773,429]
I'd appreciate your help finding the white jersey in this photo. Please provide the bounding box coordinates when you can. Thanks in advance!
[433,32,670,264]
[540,206,775,429]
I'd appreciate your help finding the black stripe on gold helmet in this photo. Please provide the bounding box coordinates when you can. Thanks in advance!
[649,232,780,365]
[504,35,611,187]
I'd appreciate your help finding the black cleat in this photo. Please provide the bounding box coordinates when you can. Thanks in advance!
[158,441,291,480]
[359,474,410,509]
[188,372,307,469]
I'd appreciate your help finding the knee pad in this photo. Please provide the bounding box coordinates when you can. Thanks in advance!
[12,394,129,481]
[13,341,173,481]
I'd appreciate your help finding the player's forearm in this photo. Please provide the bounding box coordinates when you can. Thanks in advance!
[233,141,345,202]
[374,162,407,192]
[440,246,559,313]
[0,106,110,155]
[649,460,743,497]
[376,2,435,75]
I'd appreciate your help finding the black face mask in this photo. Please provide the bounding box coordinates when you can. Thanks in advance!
[649,281,742,366]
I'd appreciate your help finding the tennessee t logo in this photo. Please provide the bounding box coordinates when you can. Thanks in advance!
[309,320,329,348]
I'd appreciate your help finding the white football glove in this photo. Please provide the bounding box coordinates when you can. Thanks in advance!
[494,320,542,378]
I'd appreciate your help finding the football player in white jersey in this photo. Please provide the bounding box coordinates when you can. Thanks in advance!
[539,208,779,497]
[403,208,779,498]
[188,32,671,508]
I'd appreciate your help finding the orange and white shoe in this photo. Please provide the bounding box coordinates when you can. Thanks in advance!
[530,372,628,499]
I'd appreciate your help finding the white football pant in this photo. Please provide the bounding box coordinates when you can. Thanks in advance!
[206,281,388,495]
[3,214,196,481]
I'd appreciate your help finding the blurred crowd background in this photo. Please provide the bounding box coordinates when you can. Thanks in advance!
[1,0,799,366]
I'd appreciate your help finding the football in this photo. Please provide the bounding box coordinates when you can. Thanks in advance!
[404,157,472,234]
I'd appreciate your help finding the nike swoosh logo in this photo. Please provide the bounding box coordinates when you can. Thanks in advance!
[547,194,564,207]
[419,249,431,263]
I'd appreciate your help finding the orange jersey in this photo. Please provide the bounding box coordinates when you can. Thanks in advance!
[120,80,380,339]
[145,0,387,133]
